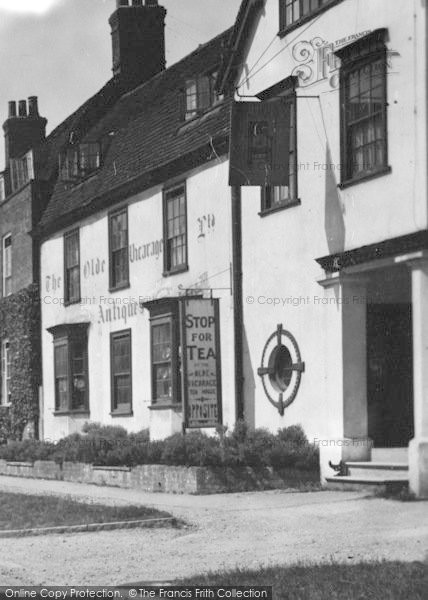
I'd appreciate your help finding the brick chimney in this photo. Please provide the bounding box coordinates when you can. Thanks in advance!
[3,97,47,164]
[109,0,167,90]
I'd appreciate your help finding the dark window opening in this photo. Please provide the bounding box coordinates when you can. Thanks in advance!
[64,229,80,304]
[279,0,339,32]
[145,300,181,407]
[111,329,132,414]
[185,72,221,120]
[59,142,101,182]
[338,30,389,184]
[50,324,89,414]
[109,207,129,290]
[261,94,298,213]
[163,184,187,274]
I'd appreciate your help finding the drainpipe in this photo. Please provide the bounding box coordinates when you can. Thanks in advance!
[231,184,244,422]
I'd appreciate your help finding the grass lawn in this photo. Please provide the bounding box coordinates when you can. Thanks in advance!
[180,561,428,600]
[0,492,173,530]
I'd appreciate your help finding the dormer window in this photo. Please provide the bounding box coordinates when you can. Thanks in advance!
[10,150,34,194]
[184,72,221,120]
[59,142,101,182]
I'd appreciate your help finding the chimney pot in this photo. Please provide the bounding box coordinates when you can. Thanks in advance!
[28,96,39,117]
[18,100,27,117]
[8,101,16,118]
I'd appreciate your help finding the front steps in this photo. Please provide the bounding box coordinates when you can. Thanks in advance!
[325,459,409,494]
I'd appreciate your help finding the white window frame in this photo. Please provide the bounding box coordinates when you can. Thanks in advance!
[2,234,12,297]
[1,339,11,406]
[0,174,5,203]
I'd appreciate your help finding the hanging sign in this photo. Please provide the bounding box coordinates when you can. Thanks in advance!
[229,98,291,186]
[181,297,222,428]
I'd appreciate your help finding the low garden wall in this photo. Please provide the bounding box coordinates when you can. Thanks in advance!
[0,459,318,494]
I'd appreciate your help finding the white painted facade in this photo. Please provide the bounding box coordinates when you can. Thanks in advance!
[39,0,428,496]
[234,0,428,495]
[40,159,235,441]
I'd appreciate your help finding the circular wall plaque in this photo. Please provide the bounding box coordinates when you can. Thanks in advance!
[257,324,305,415]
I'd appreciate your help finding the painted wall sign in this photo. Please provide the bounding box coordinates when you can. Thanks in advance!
[83,258,106,279]
[197,215,215,239]
[229,99,291,186]
[129,239,163,262]
[181,297,222,429]
[290,31,397,90]
[45,274,62,293]
[98,299,143,325]
[84,240,163,281]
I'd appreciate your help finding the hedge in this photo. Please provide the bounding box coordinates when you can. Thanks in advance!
[0,422,319,471]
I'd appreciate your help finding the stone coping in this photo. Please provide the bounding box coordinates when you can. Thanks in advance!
[0,517,177,538]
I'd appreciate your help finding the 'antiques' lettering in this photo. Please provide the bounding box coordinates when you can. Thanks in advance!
[98,301,143,325]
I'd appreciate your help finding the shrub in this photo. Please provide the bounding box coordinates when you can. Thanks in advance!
[0,421,319,472]
[161,433,188,466]
[0,439,55,463]
[236,428,277,467]
[276,425,308,447]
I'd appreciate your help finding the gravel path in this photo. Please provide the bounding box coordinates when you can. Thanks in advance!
[0,476,427,585]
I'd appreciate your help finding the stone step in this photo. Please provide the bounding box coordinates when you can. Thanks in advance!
[371,448,408,463]
[325,476,408,494]
[345,462,408,479]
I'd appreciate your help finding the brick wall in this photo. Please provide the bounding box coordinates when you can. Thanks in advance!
[0,183,34,293]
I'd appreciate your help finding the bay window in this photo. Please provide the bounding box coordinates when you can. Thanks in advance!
[48,324,89,414]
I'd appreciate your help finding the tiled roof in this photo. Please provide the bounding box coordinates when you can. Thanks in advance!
[37,27,233,237]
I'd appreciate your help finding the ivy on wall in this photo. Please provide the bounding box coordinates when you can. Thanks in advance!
[0,283,41,441]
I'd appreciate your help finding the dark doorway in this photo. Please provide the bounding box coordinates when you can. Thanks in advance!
[367,303,414,447]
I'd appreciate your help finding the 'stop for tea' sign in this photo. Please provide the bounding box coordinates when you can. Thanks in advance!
[181,297,222,429]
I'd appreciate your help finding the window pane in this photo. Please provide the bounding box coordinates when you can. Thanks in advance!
[112,333,131,410]
[110,210,129,288]
[292,0,300,21]
[3,235,12,296]
[198,76,211,111]
[151,319,175,403]
[302,0,311,16]
[154,365,172,400]
[111,212,127,251]
[165,187,186,270]
[54,344,68,411]
[186,79,198,117]
[345,52,387,179]
[65,231,80,302]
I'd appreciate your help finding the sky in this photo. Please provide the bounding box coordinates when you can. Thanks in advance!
[0,0,241,168]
